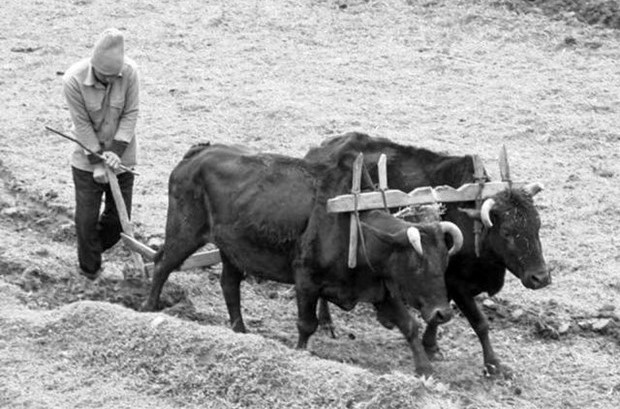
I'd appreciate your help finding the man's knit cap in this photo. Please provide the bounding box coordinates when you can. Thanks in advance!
[91,28,125,75]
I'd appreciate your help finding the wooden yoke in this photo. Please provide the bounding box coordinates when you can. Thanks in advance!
[106,168,148,279]
[499,144,512,187]
[327,147,526,214]
[348,153,364,268]
[327,181,523,213]
[378,154,387,190]
[329,146,537,263]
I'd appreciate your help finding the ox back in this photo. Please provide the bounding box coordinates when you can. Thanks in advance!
[143,142,459,375]
[305,132,551,377]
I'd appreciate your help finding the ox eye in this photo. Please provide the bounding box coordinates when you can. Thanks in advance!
[500,227,515,239]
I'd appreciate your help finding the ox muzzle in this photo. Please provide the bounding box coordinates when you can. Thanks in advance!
[522,267,551,289]
[425,306,454,325]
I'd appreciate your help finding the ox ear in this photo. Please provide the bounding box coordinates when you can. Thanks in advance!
[458,207,481,221]
[524,182,544,197]
[360,222,410,248]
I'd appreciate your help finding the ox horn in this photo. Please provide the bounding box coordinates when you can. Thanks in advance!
[480,198,496,228]
[406,227,423,256]
[524,182,544,196]
[440,221,463,256]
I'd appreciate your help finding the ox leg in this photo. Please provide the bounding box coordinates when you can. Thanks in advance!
[317,298,337,338]
[220,253,247,333]
[142,240,205,311]
[142,197,208,312]
[294,265,320,349]
[296,288,319,349]
[452,291,509,377]
[374,295,432,376]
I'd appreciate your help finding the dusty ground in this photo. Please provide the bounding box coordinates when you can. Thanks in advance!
[1,0,620,408]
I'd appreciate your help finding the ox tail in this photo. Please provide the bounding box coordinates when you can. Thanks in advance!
[182,142,212,160]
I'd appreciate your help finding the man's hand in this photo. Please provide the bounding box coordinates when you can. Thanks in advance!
[93,164,109,184]
[102,151,121,170]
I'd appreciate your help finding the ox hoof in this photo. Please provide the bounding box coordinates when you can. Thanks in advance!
[231,319,247,334]
[415,365,434,377]
[424,345,444,361]
[318,322,337,339]
[483,363,513,380]
[140,301,157,312]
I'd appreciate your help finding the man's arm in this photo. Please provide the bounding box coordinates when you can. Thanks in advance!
[109,67,139,157]
[62,75,103,164]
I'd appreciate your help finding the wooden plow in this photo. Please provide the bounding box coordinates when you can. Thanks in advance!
[120,233,221,275]
[110,174,221,277]
[119,145,524,275]
[105,168,147,279]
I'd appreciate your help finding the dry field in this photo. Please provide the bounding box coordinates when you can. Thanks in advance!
[1,0,619,408]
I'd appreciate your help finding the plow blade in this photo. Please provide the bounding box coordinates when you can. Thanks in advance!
[144,249,222,274]
[121,233,158,260]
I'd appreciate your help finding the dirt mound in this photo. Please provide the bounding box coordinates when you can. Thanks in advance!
[498,0,620,29]
[1,285,458,409]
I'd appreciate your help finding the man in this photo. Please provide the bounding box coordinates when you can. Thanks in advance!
[62,28,139,280]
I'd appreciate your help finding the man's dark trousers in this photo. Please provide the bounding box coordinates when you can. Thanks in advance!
[72,166,134,276]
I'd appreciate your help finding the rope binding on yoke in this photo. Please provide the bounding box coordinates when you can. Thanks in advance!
[472,154,485,258]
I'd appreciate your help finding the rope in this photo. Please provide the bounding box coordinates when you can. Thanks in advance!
[349,162,381,273]
[380,188,388,212]
[352,190,378,274]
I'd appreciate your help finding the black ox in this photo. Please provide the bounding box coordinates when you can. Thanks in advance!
[143,142,464,375]
[305,132,551,376]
